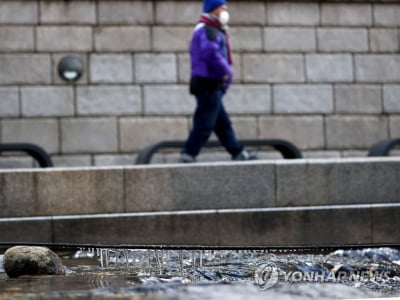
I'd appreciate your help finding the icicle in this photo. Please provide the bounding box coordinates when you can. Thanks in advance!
[179,250,184,276]
[124,250,130,272]
[118,250,124,264]
[105,249,109,267]
[100,249,104,269]
[88,248,95,258]
[147,250,152,275]
[155,250,162,275]
[192,251,196,272]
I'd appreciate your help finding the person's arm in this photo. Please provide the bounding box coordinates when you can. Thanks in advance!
[200,29,233,90]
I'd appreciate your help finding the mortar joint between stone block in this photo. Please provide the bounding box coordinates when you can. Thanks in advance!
[95,0,99,26]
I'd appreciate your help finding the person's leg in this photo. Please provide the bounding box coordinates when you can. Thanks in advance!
[214,91,259,160]
[183,91,222,158]
[213,96,243,157]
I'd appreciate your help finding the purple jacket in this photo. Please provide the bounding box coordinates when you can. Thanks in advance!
[189,22,233,95]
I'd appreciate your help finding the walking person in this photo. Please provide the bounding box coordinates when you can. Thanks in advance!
[180,0,258,163]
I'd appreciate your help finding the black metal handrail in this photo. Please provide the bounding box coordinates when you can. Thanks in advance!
[0,143,54,168]
[135,139,302,164]
[368,138,400,157]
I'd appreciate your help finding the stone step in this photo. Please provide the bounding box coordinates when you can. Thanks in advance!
[0,158,399,218]
[1,203,399,247]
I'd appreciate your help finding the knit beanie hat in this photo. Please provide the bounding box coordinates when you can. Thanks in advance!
[203,0,227,12]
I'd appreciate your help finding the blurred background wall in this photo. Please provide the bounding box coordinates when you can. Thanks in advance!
[0,0,399,167]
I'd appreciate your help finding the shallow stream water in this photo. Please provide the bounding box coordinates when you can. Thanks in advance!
[1,247,400,299]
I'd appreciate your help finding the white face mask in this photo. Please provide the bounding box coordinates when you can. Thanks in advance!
[218,11,229,25]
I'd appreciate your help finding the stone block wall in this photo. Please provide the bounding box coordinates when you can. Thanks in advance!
[0,0,399,167]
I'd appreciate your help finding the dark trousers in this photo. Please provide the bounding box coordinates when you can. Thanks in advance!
[184,89,243,157]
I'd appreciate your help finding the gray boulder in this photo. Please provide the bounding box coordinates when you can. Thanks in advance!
[4,246,65,278]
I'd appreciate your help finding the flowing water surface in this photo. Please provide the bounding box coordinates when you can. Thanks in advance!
[1,247,400,299]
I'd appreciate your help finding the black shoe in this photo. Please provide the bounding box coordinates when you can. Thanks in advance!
[232,150,259,161]
[179,153,196,163]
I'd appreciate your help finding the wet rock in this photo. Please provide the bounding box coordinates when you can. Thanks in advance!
[4,246,65,278]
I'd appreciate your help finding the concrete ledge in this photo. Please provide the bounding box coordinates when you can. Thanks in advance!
[0,158,400,217]
[0,217,52,243]
[0,167,125,217]
[1,203,399,246]
[276,158,400,206]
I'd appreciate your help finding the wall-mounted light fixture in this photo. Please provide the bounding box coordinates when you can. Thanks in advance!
[57,56,84,82]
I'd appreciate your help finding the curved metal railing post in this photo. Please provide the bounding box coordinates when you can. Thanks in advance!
[368,138,400,157]
[0,143,54,168]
